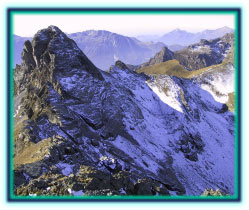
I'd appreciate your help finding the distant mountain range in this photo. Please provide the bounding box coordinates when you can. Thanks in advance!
[68,30,165,70]
[167,44,186,52]
[13,26,233,70]
[136,26,234,47]
[136,34,160,42]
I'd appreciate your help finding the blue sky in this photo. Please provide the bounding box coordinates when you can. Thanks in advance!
[14,14,235,37]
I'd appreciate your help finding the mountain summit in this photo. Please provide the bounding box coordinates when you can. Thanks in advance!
[141,46,174,67]
[32,26,102,78]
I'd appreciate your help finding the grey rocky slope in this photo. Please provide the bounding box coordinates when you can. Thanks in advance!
[14,26,234,196]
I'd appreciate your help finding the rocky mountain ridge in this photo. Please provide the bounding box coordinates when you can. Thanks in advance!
[174,33,234,70]
[134,32,234,71]
[13,26,235,197]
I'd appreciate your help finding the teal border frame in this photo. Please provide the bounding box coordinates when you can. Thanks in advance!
[7,7,241,202]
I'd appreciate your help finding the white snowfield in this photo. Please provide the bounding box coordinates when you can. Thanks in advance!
[147,77,184,113]
[14,105,21,117]
[55,162,74,176]
[199,63,234,104]
[190,45,210,53]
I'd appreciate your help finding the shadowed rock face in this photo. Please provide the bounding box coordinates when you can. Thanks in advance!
[31,26,103,79]
[14,26,234,197]
[22,40,36,70]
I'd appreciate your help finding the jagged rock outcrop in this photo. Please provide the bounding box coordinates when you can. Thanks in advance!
[14,26,235,197]
[141,46,174,67]
[174,33,234,70]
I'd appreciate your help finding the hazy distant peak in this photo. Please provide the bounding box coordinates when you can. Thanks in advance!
[157,26,234,46]
[219,26,233,30]
[201,26,233,33]
[81,30,120,36]
[170,28,187,33]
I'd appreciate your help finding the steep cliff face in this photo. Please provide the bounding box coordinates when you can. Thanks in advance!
[13,26,234,197]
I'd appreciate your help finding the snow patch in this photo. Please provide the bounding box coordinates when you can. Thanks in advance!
[23,173,31,181]
[14,105,21,117]
[190,45,210,53]
[119,188,126,195]
[147,78,183,113]
[72,190,84,196]
[200,65,234,103]
[114,54,119,62]
[59,74,79,91]
[56,162,74,176]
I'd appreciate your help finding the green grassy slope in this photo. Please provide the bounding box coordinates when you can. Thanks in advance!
[137,59,228,79]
